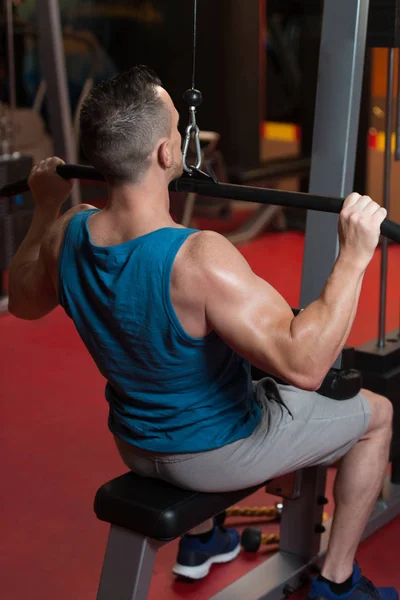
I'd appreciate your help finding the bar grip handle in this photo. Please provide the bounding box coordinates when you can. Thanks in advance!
[0,164,104,198]
[1,164,400,243]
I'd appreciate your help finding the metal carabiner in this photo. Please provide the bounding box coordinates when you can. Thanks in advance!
[182,106,202,173]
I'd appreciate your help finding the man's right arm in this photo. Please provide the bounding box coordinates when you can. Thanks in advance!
[198,193,386,390]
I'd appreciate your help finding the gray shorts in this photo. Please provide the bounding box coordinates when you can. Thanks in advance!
[114,378,371,493]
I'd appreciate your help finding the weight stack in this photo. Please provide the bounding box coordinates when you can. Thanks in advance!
[0,154,34,271]
[367,0,400,47]
[353,331,400,483]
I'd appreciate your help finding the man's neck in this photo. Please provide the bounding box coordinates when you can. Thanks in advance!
[105,176,175,229]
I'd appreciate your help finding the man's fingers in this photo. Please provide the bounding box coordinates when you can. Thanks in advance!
[361,200,384,217]
[36,159,47,172]
[352,195,372,211]
[372,207,387,225]
[51,157,65,165]
[342,194,378,216]
[28,165,38,180]
[33,156,65,174]
[45,156,60,165]
[342,192,361,209]
[51,157,66,175]
[44,157,58,170]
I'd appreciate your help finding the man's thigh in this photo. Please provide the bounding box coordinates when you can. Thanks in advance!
[262,380,372,474]
[111,379,373,494]
[173,379,373,491]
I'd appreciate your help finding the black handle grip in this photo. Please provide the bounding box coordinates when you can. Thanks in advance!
[0,164,104,197]
[57,164,105,182]
[381,219,400,243]
[1,177,31,198]
[317,368,362,400]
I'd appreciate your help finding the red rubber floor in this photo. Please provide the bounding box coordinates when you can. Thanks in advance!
[2,229,400,599]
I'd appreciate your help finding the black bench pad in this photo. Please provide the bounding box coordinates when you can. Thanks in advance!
[94,472,267,541]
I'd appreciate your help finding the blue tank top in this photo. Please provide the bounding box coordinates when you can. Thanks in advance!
[58,209,262,453]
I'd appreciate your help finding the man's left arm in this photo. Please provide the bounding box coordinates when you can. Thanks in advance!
[8,157,73,320]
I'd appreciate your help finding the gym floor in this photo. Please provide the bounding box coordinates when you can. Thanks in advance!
[2,211,400,600]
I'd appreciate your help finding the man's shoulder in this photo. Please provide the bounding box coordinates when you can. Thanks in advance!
[171,229,229,290]
[184,229,235,264]
[42,203,96,260]
[183,229,248,277]
[58,203,96,227]
[174,229,251,303]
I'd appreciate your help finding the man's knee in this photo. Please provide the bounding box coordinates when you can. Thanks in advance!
[361,388,393,434]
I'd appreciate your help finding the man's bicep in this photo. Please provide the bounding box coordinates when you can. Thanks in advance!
[202,234,294,375]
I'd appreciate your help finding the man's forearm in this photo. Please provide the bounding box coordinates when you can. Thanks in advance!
[289,254,365,385]
[10,206,58,265]
[8,206,59,296]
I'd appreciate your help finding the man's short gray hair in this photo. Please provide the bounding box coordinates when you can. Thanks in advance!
[80,65,171,184]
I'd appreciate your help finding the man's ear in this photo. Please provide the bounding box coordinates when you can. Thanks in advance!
[157,140,171,170]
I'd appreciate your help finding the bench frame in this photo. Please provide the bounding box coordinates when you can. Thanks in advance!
[96,467,400,600]
[210,476,400,600]
[96,466,326,600]
[97,528,164,600]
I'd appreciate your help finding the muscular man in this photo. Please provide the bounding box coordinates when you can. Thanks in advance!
[8,66,397,600]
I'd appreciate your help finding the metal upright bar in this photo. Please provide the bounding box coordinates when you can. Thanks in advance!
[378,49,395,348]
[299,0,370,368]
[279,467,326,560]
[4,0,16,153]
[395,49,400,162]
[35,0,80,205]
[96,526,162,600]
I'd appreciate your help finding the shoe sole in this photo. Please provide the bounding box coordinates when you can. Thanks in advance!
[172,543,241,580]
